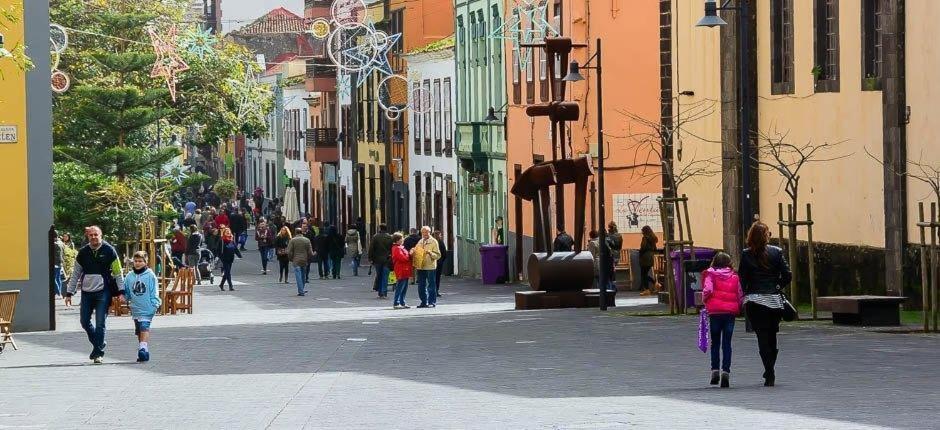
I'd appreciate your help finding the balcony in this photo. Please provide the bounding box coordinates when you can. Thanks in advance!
[455,122,506,171]
[306,127,339,163]
[305,58,336,92]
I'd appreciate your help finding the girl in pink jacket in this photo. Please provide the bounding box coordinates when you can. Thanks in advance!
[702,252,744,388]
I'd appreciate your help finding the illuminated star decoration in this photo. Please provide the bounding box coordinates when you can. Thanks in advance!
[180,26,217,59]
[226,64,261,120]
[148,26,190,102]
[489,0,558,71]
[347,32,400,87]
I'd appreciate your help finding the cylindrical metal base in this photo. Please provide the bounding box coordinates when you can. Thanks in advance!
[527,252,595,292]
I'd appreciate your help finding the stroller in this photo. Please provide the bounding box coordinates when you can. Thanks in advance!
[196,247,215,284]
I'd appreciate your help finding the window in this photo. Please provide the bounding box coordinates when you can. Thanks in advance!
[861,0,885,90]
[433,79,442,156]
[814,0,840,92]
[390,9,404,72]
[469,13,477,66]
[415,171,423,227]
[412,82,421,153]
[525,22,534,104]
[539,10,549,103]
[443,78,453,156]
[477,10,486,65]
[423,79,432,154]
[770,0,794,94]
[492,6,502,65]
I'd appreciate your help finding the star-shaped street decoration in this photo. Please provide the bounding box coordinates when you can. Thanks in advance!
[226,64,261,120]
[148,26,190,102]
[489,0,558,72]
[180,26,217,59]
[346,32,400,87]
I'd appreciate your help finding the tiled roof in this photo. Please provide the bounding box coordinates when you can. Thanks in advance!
[237,7,307,35]
[407,35,456,55]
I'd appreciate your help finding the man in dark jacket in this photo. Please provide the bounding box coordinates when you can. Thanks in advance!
[185,225,203,269]
[403,228,421,251]
[329,226,345,279]
[229,210,248,251]
[65,226,125,364]
[553,230,575,252]
[433,230,447,296]
[316,223,332,279]
[367,224,394,293]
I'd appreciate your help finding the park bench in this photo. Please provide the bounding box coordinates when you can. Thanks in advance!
[0,290,19,353]
[166,268,196,315]
[817,295,907,326]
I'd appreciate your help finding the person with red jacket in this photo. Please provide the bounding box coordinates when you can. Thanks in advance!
[169,227,187,265]
[390,232,412,309]
[214,210,230,230]
[701,252,743,388]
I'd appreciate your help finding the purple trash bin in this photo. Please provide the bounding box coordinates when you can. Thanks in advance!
[670,248,717,308]
[480,245,509,284]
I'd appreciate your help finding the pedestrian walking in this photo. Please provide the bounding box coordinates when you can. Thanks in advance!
[552,230,574,252]
[303,219,318,282]
[229,209,248,251]
[205,227,223,264]
[367,224,394,298]
[61,233,77,309]
[124,251,161,363]
[255,220,274,274]
[170,227,187,265]
[65,226,125,364]
[391,233,411,309]
[218,227,242,291]
[702,252,743,388]
[433,230,447,296]
[412,226,442,308]
[287,228,315,296]
[53,232,64,298]
[345,227,363,276]
[316,224,332,279]
[329,226,344,279]
[639,226,659,295]
[740,221,792,387]
[275,227,292,283]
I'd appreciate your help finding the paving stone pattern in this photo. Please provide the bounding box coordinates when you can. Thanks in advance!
[1,239,938,429]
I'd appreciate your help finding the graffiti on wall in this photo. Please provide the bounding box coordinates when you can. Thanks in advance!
[612,193,662,233]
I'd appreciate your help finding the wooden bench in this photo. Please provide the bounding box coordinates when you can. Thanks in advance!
[614,249,631,289]
[0,290,19,353]
[817,296,907,326]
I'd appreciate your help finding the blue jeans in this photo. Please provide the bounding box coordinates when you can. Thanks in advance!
[79,289,111,355]
[417,269,437,306]
[351,255,361,276]
[53,266,62,296]
[709,314,735,372]
[318,257,331,278]
[259,246,271,271]
[294,264,308,294]
[238,232,248,248]
[220,260,234,289]
[372,265,389,295]
[393,279,409,305]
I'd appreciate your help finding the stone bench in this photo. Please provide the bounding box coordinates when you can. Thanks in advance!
[515,289,616,310]
[817,295,907,326]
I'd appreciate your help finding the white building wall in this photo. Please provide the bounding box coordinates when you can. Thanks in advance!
[283,85,311,215]
[406,49,458,272]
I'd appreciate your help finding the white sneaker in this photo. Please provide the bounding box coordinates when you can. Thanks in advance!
[93,357,103,364]
[393,305,402,310]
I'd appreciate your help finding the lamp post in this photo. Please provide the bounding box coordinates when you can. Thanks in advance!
[697,0,754,235]
[564,38,608,311]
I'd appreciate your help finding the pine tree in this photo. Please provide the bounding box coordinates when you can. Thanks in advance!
[54,5,178,179]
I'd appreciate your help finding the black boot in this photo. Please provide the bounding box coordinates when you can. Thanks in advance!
[219,283,225,291]
[720,371,730,388]
[710,370,720,385]
[764,349,778,386]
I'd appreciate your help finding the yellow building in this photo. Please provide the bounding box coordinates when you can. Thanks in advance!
[0,0,53,331]
[672,0,940,302]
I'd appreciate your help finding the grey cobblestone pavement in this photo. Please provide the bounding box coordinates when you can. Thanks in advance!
[1,242,939,429]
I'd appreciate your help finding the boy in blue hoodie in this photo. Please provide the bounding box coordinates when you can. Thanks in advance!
[124,251,161,362]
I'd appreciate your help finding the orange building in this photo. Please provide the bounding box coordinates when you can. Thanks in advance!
[503,0,663,280]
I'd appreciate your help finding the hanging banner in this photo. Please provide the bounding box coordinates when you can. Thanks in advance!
[612,193,662,234]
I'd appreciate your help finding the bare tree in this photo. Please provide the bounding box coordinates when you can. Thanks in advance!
[750,125,849,217]
[866,147,940,207]
[615,98,723,196]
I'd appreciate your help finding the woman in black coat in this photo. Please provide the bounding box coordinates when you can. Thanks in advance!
[328,226,345,279]
[739,221,792,387]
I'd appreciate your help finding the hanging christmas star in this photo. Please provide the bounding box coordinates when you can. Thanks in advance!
[148,26,190,102]
[489,0,558,72]
[226,64,262,120]
[347,32,400,87]
[180,26,217,59]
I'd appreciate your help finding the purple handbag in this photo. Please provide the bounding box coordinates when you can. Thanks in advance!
[698,309,709,353]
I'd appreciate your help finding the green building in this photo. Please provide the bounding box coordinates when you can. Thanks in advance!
[454,0,507,277]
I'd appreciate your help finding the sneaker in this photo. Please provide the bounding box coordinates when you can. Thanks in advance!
[416,304,428,308]
[393,305,403,310]
[229,287,235,291]
[137,348,150,363]
[429,304,436,308]
[710,370,720,385]
[400,305,410,309]
[93,357,103,364]
[297,292,306,296]
[720,372,730,388]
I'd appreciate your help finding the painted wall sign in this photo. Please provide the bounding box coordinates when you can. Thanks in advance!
[0,125,17,143]
[612,193,663,234]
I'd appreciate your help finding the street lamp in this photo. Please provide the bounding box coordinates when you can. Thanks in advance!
[563,38,609,311]
[697,0,754,237]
